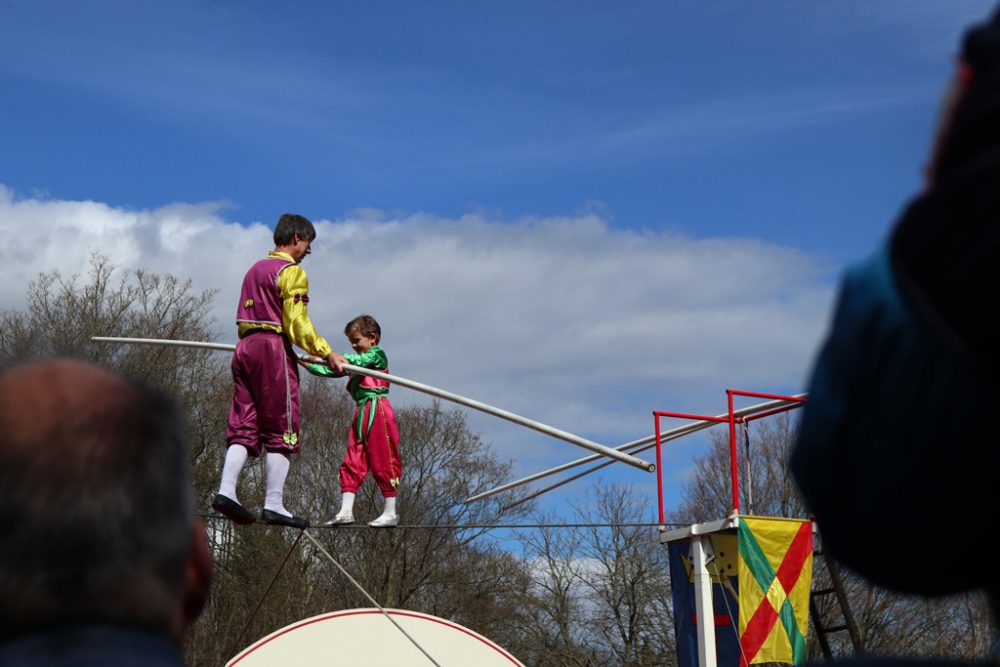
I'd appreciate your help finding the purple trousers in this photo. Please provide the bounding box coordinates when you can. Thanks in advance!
[226,331,301,456]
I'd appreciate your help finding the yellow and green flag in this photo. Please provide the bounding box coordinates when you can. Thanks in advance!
[737,517,813,665]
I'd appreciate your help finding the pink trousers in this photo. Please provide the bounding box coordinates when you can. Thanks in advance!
[339,397,401,497]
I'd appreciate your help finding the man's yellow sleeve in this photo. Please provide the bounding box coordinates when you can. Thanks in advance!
[277,264,333,358]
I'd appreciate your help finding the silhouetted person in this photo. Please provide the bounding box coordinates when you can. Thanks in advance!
[793,6,1000,666]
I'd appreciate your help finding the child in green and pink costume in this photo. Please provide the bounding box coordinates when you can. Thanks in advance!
[303,314,401,527]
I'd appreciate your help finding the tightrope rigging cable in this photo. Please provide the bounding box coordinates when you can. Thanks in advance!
[199,515,683,530]
[228,530,304,658]
[708,555,748,667]
[301,529,442,667]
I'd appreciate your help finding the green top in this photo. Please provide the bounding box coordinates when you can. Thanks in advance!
[303,361,342,378]
[304,347,388,391]
[304,346,390,439]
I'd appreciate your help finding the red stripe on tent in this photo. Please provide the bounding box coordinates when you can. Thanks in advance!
[692,613,734,627]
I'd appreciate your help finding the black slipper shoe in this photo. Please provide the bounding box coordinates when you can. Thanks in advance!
[211,494,255,525]
[260,509,309,529]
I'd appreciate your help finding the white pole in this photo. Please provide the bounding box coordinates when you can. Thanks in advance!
[92,337,239,353]
[691,536,718,667]
[90,336,655,472]
[351,365,655,472]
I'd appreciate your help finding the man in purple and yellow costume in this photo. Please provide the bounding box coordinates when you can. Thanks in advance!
[211,213,346,529]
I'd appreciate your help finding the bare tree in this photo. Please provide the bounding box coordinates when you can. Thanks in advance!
[516,483,675,667]
[1,253,219,374]
[574,484,675,667]
[0,254,229,463]
[517,513,596,666]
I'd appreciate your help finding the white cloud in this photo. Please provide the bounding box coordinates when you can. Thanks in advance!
[0,187,834,481]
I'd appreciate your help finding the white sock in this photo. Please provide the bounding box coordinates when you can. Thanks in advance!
[381,496,397,517]
[338,492,356,516]
[218,445,248,500]
[264,452,292,517]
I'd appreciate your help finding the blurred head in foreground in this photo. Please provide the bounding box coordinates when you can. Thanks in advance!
[791,8,1000,604]
[0,358,211,646]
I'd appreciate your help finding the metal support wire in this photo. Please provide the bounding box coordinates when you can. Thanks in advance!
[497,396,805,514]
[302,530,442,667]
[707,553,749,667]
[743,421,754,515]
[229,530,304,658]
[466,395,805,506]
[501,456,614,513]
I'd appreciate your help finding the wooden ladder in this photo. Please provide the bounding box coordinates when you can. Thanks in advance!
[810,541,865,660]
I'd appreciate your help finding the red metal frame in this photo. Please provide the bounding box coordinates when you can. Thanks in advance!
[653,390,806,526]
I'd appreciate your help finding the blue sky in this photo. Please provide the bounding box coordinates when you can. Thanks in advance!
[1,1,995,518]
